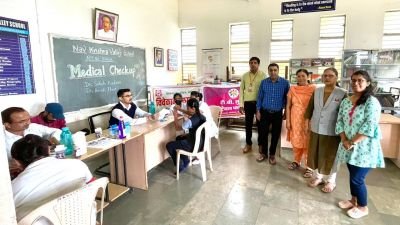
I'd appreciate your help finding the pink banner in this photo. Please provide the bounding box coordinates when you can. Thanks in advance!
[150,85,201,109]
[203,85,241,117]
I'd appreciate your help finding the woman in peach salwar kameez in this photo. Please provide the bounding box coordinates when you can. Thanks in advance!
[286,69,315,177]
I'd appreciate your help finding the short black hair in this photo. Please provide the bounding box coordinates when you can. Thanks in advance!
[173,93,182,99]
[190,91,200,98]
[249,57,260,64]
[102,15,113,25]
[117,88,131,97]
[1,107,26,124]
[268,63,279,70]
[11,134,50,167]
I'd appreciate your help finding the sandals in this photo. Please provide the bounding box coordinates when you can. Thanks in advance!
[347,207,368,219]
[338,200,355,209]
[269,155,276,165]
[256,154,267,162]
[321,182,336,193]
[288,162,300,170]
[242,145,252,153]
[303,169,313,178]
[308,178,324,187]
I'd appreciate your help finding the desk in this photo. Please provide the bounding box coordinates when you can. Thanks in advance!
[79,134,129,202]
[379,113,400,167]
[113,117,178,190]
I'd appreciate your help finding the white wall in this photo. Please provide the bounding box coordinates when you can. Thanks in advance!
[0,0,180,120]
[179,0,400,78]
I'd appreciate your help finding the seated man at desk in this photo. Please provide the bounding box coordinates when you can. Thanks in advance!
[30,102,66,129]
[109,88,153,126]
[2,107,62,176]
[11,134,93,221]
[166,98,206,173]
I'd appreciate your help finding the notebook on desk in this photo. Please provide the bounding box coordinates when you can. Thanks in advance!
[87,137,121,149]
[131,117,147,126]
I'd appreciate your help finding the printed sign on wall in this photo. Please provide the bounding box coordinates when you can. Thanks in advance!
[0,16,35,96]
[282,0,336,15]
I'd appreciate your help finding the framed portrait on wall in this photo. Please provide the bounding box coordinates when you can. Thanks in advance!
[94,8,119,42]
[154,47,164,67]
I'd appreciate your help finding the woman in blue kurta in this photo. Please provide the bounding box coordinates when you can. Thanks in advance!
[335,70,385,219]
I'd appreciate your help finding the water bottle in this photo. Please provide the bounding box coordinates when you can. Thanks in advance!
[124,122,131,138]
[149,101,156,115]
[118,116,126,139]
[60,127,74,155]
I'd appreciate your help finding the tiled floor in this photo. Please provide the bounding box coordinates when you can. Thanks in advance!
[100,129,400,225]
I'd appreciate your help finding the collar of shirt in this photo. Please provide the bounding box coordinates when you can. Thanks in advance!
[119,101,132,110]
[266,77,281,83]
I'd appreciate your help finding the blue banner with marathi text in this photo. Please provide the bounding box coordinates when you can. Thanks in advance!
[281,0,336,15]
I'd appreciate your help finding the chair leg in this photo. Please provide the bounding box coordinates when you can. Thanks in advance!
[200,154,207,182]
[207,148,213,171]
[176,152,180,180]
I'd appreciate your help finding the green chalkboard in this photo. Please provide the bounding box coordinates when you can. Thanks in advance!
[51,35,147,112]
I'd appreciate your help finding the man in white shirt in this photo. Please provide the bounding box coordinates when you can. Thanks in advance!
[109,88,153,126]
[11,134,93,221]
[191,91,218,138]
[97,14,115,40]
[2,107,61,162]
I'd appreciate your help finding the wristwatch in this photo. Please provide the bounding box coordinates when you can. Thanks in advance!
[349,140,355,146]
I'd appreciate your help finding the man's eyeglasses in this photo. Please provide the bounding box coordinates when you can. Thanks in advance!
[122,94,132,98]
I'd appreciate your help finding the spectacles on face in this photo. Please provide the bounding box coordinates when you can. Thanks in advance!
[351,79,367,84]
[122,94,132,98]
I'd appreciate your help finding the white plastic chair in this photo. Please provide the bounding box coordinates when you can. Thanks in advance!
[18,177,109,225]
[176,122,213,182]
[209,106,222,154]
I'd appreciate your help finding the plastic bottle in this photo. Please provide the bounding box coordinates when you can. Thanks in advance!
[124,122,131,138]
[118,116,126,139]
[149,101,156,115]
[60,127,74,156]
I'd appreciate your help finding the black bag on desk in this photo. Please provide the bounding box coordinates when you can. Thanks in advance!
[376,94,395,107]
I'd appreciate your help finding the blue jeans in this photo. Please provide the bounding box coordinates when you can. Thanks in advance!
[347,163,371,207]
[166,139,192,167]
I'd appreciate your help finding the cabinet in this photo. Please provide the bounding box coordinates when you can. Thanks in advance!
[341,49,400,111]
[289,58,335,84]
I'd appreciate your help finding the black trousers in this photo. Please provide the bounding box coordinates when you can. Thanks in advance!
[244,101,260,146]
[259,109,283,156]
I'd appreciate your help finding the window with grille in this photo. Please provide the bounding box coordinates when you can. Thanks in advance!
[270,19,293,77]
[230,23,249,78]
[318,15,345,78]
[382,10,400,49]
[181,28,197,82]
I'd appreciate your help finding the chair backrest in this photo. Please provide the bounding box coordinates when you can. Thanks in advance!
[18,177,109,225]
[209,106,222,128]
[192,122,210,155]
[88,111,111,133]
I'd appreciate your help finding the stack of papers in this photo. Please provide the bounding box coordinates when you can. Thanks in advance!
[131,117,147,126]
[87,137,121,149]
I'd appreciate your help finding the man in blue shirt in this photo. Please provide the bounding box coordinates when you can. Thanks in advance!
[256,63,290,165]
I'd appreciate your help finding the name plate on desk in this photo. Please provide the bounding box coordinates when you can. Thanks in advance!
[87,137,122,149]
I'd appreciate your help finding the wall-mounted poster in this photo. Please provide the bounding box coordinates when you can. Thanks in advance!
[167,49,178,71]
[0,16,35,96]
[94,8,119,42]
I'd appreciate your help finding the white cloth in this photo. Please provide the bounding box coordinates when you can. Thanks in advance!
[169,103,187,116]
[12,157,92,221]
[97,29,115,39]
[111,101,151,124]
[199,101,218,138]
[4,123,61,161]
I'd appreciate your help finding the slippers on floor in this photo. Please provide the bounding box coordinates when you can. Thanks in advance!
[308,178,324,187]
[303,169,313,178]
[288,162,300,170]
[347,207,368,219]
[321,182,336,193]
[338,200,355,209]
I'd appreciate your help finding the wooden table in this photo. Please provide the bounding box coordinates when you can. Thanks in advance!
[379,113,400,167]
[77,134,129,203]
